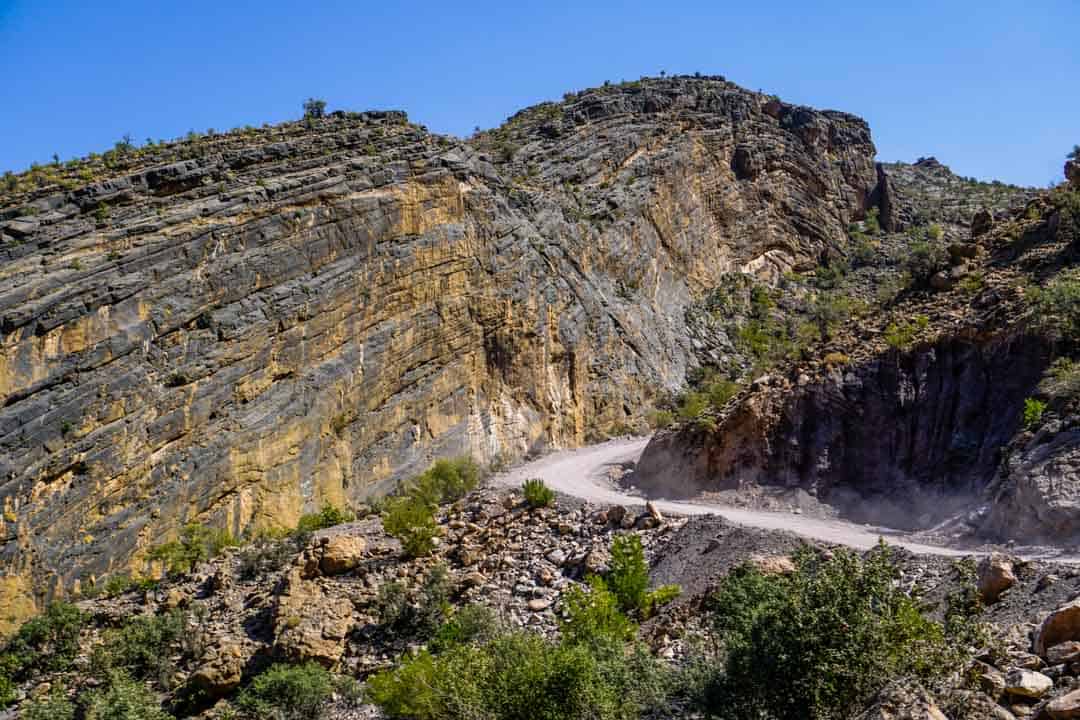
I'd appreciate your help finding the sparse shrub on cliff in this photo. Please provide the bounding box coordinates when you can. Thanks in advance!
[91,573,159,599]
[883,314,929,350]
[430,604,503,653]
[1031,268,1080,340]
[647,408,674,429]
[234,662,333,720]
[808,292,854,342]
[302,98,327,119]
[904,241,948,287]
[148,522,238,575]
[523,478,556,508]
[1041,358,1080,401]
[928,222,944,240]
[864,207,881,235]
[1022,397,1047,430]
[700,544,964,720]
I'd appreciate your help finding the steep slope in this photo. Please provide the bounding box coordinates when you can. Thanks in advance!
[637,172,1080,539]
[0,76,876,624]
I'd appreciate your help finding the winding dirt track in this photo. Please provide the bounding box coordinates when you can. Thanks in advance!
[495,437,981,558]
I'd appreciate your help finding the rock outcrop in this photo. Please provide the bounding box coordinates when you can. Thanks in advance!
[0,76,877,624]
[635,183,1077,538]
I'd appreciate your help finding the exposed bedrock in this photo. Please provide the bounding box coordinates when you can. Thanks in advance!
[636,334,1053,530]
[0,76,876,623]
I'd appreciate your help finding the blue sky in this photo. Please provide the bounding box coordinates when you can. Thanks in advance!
[0,1,1075,186]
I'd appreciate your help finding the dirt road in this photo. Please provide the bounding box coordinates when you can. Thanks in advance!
[494,437,1002,558]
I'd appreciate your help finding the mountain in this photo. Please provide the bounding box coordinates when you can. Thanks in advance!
[0,76,877,623]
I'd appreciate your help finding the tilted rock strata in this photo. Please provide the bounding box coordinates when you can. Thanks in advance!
[0,77,876,624]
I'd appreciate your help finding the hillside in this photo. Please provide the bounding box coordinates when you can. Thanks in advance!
[1,74,1079,720]
[0,76,878,625]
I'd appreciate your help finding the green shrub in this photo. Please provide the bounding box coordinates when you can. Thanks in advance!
[1031,269,1080,340]
[148,523,238,575]
[3,601,87,677]
[95,573,159,599]
[677,391,708,422]
[295,503,355,535]
[430,604,503,653]
[523,478,556,508]
[701,544,965,720]
[864,207,881,235]
[850,234,878,267]
[375,565,451,640]
[560,577,637,647]
[83,671,171,720]
[91,609,186,687]
[21,685,75,720]
[405,457,481,507]
[1041,357,1080,401]
[374,581,410,629]
[1022,397,1047,430]
[302,98,327,119]
[237,533,298,581]
[812,261,848,290]
[235,662,333,720]
[883,315,930,350]
[0,671,15,709]
[382,495,438,558]
[647,409,674,429]
[606,535,680,619]
[366,631,663,720]
[927,223,944,240]
[808,293,853,342]
[904,241,948,287]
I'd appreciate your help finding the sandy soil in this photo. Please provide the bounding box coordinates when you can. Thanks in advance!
[493,436,1076,561]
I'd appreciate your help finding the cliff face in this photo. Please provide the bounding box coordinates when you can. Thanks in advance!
[0,76,876,622]
[636,178,1079,539]
[637,334,1053,527]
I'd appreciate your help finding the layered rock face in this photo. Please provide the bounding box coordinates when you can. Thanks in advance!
[0,76,876,621]
[638,334,1052,527]
[637,182,1078,539]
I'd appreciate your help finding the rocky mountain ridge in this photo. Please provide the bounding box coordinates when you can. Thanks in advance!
[636,169,1079,544]
[0,75,883,624]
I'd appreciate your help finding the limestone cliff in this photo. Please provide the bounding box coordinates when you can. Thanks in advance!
[0,76,876,623]
[636,178,1080,540]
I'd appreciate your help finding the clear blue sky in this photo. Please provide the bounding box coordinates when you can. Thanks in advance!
[1,1,1076,186]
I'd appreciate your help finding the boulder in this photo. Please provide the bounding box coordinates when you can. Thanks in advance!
[749,554,797,575]
[1036,601,1080,658]
[318,535,367,576]
[971,208,994,238]
[185,639,249,700]
[582,545,611,575]
[1047,642,1080,665]
[854,681,949,720]
[1048,689,1080,720]
[977,553,1017,604]
[970,660,1007,700]
[273,570,354,668]
[1004,668,1053,699]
